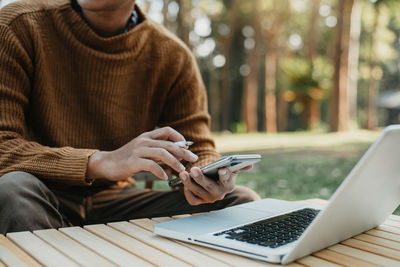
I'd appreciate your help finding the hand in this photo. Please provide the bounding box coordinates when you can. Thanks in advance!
[86,127,198,182]
[178,165,253,205]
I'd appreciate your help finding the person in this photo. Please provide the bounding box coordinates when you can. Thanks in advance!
[0,0,260,234]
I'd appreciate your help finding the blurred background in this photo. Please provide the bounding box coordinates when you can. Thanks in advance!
[133,0,399,133]
[1,0,399,207]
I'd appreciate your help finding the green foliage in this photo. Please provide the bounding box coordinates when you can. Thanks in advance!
[280,57,320,96]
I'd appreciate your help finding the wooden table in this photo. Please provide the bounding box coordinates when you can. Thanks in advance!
[1,199,400,266]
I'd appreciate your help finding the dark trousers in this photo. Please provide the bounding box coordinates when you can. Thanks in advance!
[0,171,260,234]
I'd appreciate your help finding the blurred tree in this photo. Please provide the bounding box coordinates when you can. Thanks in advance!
[358,0,397,127]
[330,0,354,132]
[262,1,290,133]
[347,0,362,128]
[365,0,382,130]
[364,0,397,129]
[177,0,190,46]
[163,0,168,26]
[242,0,261,132]
[305,0,322,129]
[220,0,240,131]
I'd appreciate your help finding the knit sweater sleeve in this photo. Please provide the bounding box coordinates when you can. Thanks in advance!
[159,47,220,168]
[0,25,97,186]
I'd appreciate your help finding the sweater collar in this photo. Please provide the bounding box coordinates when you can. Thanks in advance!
[54,2,152,54]
[70,0,141,33]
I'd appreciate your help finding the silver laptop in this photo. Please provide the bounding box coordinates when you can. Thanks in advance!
[154,125,400,264]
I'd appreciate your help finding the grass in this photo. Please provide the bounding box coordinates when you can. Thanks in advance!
[145,129,400,213]
[233,144,370,200]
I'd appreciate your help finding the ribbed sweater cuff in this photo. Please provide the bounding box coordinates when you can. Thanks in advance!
[47,148,98,185]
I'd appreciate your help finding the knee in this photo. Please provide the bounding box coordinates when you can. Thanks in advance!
[233,185,261,203]
[0,171,51,214]
[0,171,44,199]
[0,172,62,233]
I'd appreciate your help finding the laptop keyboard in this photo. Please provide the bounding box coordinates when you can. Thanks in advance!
[213,208,320,248]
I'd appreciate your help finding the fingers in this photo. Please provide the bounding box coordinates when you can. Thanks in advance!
[180,167,227,206]
[153,140,198,162]
[146,126,185,142]
[218,168,236,193]
[182,184,204,206]
[140,147,186,174]
[132,158,169,180]
[191,167,224,197]
[140,127,198,164]
[94,127,195,182]
[179,171,212,205]
[239,164,253,172]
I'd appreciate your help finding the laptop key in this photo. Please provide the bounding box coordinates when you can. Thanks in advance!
[213,208,320,248]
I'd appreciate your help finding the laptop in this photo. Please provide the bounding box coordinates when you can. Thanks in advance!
[154,125,400,264]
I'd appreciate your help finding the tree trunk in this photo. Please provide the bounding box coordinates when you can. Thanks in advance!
[330,0,354,132]
[209,70,220,132]
[347,0,362,127]
[220,0,239,131]
[141,0,151,13]
[263,1,290,133]
[265,42,278,133]
[306,0,321,129]
[176,0,190,46]
[163,0,169,26]
[243,0,261,132]
[277,90,288,131]
[308,0,320,63]
[366,4,381,130]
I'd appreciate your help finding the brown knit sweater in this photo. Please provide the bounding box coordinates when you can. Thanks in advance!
[0,0,219,186]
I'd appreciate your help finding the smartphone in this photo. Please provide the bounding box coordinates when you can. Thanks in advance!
[168,154,261,187]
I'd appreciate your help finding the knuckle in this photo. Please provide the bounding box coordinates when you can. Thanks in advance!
[162,126,173,134]
[174,161,183,170]
[165,142,175,150]
[143,160,157,170]
[137,137,148,146]
[156,148,167,157]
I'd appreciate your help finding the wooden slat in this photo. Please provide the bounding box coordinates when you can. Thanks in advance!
[329,243,400,266]
[151,217,173,223]
[0,246,29,267]
[0,260,6,267]
[313,249,377,267]
[0,235,40,267]
[146,217,296,267]
[354,233,400,251]
[171,214,192,219]
[366,229,400,243]
[109,221,231,267]
[6,231,79,267]
[59,226,152,266]
[286,263,304,267]
[341,238,400,260]
[296,255,341,267]
[34,229,115,267]
[85,224,189,267]
[377,225,400,235]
